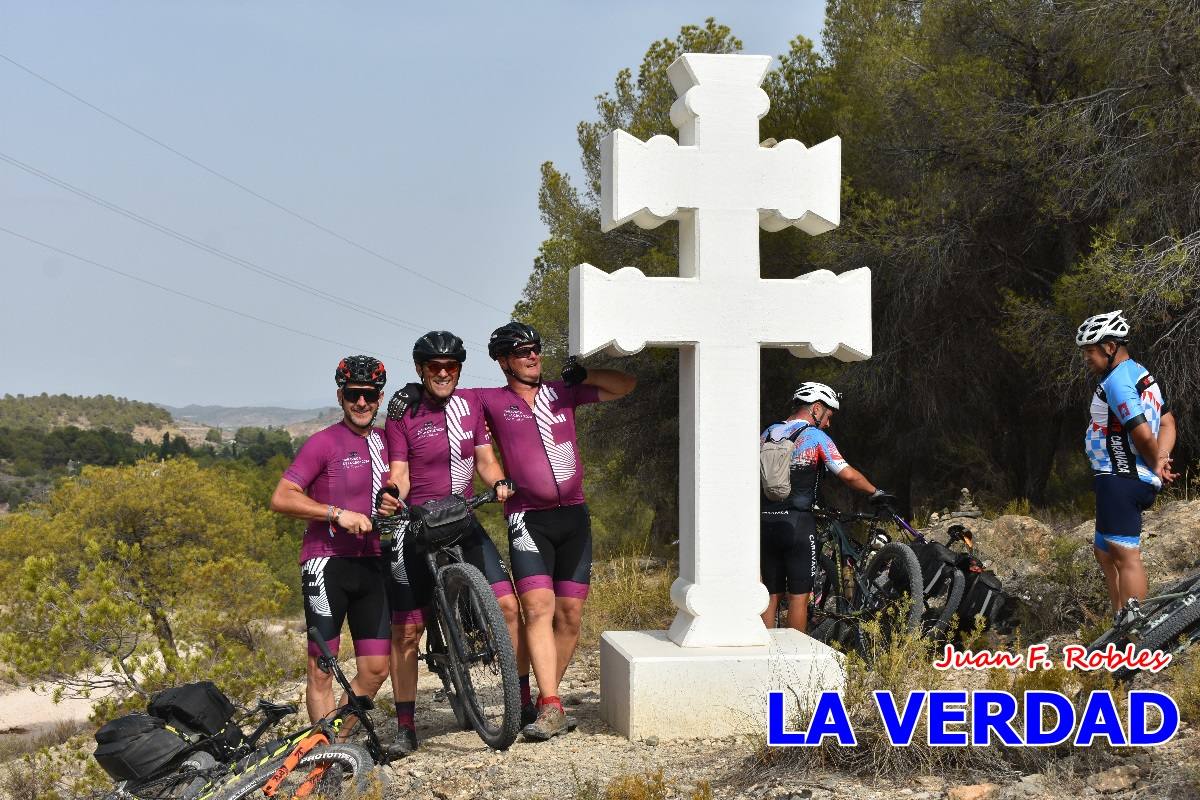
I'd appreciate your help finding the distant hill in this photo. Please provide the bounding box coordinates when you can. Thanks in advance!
[158,404,338,431]
[0,394,171,433]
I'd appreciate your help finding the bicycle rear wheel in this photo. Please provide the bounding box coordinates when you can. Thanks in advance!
[853,542,924,659]
[212,743,378,800]
[440,562,521,750]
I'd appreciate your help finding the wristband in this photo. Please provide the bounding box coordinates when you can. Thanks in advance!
[325,504,335,523]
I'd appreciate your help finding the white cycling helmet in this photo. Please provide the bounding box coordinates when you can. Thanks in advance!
[1076,310,1130,347]
[792,381,841,410]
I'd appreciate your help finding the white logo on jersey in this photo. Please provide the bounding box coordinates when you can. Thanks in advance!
[533,384,576,484]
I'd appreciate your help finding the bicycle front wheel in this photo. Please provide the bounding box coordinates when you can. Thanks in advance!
[854,542,924,658]
[212,743,379,800]
[439,562,521,750]
[1114,591,1200,681]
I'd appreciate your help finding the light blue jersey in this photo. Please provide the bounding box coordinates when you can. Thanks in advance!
[1084,359,1167,488]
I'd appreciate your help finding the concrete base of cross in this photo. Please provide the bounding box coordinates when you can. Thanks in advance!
[598,629,845,740]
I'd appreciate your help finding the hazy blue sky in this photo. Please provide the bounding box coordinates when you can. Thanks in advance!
[2,2,826,408]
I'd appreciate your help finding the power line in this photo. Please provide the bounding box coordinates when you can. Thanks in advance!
[0,225,498,385]
[0,50,510,315]
[0,151,487,349]
[0,224,389,359]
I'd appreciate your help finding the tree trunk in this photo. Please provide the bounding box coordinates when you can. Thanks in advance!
[147,604,177,656]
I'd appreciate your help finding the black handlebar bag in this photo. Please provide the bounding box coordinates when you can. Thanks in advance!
[410,495,473,550]
[94,713,189,782]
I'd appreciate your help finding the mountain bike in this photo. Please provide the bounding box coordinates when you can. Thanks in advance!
[807,501,924,660]
[374,488,521,750]
[885,514,969,639]
[102,635,390,799]
[1084,570,1200,681]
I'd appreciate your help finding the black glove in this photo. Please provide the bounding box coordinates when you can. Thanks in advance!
[561,356,588,387]
[387,382,424,420]
[869,489,898,510]
[375,485,400,513]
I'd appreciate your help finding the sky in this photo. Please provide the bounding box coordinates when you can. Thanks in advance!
[1,2,826,409]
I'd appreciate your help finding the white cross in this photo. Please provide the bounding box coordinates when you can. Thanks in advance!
[570,53,871,647]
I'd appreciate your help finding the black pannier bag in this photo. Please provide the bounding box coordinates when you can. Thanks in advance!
[148,681,234,735]
[94,713,188,782]
[148,681,243,755]
[911,540,959,596]
[957,567,1009,631]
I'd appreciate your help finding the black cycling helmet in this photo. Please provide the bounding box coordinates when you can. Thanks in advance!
[334,355,387,390]
[413,331,467,364]
[488,322,541,360]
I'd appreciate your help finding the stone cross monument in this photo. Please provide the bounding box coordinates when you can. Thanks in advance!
[570,53,871,739]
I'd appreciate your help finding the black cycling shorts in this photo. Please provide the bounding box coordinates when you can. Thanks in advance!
[387,517,513,626]
[506,504,592,599]
[1093,474,1158,552]
[301,556,390,658]
[760,508,816,595]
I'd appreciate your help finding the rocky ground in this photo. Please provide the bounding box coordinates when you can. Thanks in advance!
[370,644,1200,800]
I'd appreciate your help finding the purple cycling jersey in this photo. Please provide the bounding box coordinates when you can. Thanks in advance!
[282,421,389,561]
[384,389,491,506]
[476,380,601,515]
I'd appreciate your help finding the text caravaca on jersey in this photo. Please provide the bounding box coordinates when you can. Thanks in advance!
[767,644,1178,747]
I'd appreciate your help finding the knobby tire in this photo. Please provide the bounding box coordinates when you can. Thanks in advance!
[853,542,924,660]
[210,743,377,800]
[923,566,966,638]
[440,562,521,750]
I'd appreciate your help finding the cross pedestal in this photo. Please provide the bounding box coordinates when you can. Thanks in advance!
[569,54,872,738]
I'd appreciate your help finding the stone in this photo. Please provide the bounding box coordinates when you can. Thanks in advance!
[1086,765,1141,793]
[599,628,843,739]
[643,735,659,746]
[947,785,1000,800]
[570,52,866,650]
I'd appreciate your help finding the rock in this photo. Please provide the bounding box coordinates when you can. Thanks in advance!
[948,784,1000,800]
[915,776,946,791]
[1086,765,1141,793]
[643,735,659,746]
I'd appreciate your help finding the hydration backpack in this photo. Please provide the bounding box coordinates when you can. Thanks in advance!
[760,423,808,502]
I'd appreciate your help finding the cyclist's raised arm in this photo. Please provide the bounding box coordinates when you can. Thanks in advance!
[575,366,636,402]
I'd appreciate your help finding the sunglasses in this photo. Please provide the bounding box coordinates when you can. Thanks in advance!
[423,360,462,375]
[509,344,541,359]
[342,387,381,403]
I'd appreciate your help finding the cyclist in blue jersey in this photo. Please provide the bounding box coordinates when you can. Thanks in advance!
[1077,310,1178,618]
[761,381,891,632]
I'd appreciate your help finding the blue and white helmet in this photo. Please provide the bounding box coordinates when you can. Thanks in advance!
[1076,310,1130,347]
[792,381,841,410]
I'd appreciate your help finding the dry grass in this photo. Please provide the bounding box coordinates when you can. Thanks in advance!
[582,550,676,648]
[571,767,713,800]
[0,719,87,763]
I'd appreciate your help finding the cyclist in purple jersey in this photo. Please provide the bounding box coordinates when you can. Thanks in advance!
[761,382,891,634]
[381,331,519,754]
[1076,311,1177,619]
[270,355,401,724]
[478,322,635,741]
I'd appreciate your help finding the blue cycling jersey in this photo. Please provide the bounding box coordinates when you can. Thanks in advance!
[1084,359,1168,489]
